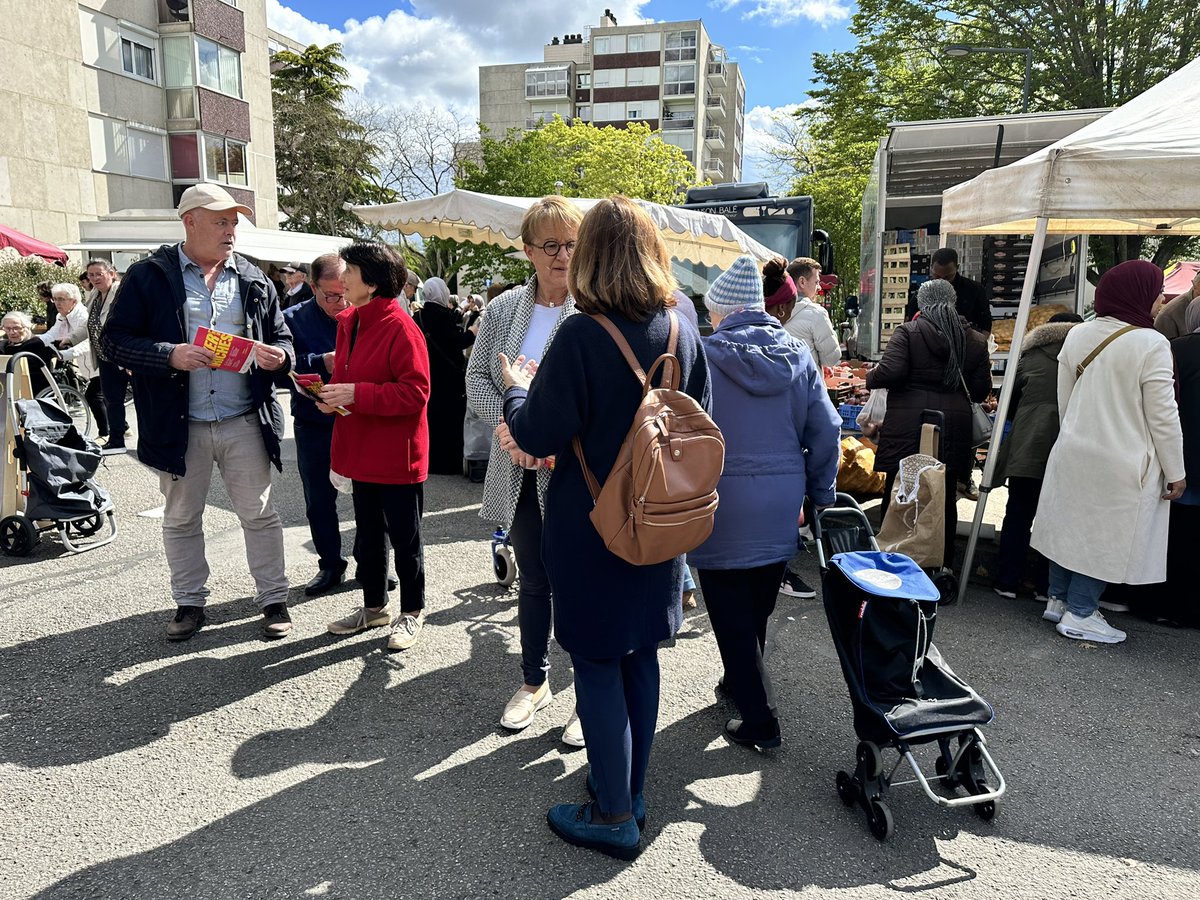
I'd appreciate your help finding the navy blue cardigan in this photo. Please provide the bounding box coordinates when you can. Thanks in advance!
[504,309,711,658]
[282,297,338,428]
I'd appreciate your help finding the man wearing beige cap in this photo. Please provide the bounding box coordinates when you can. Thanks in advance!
[102,184,296,641]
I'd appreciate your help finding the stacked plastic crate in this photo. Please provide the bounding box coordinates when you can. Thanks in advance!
[881,243,910,347]
[983,236,1033,312]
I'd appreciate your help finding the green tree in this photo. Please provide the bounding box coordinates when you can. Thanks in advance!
[0,256,79,321]
[272,44,393,236]
[793,0,1200,285]
[430,117,704,287]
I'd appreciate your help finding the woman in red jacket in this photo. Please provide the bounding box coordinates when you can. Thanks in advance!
[319,241,432,651]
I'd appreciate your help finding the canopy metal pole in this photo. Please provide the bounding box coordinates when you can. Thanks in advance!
[957,215,1050,603]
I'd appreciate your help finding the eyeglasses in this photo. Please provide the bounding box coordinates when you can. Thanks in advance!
[317,290,346,302]
[531,240,576,257]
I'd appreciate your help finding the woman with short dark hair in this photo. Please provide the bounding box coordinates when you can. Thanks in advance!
[500,195,711,860]
[319,241,432,652]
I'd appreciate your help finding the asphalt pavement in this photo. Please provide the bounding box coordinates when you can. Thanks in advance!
[2,415,1199,900]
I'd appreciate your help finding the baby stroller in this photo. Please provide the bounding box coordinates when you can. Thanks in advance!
[1,354,118,556]
[812,492,1005,840]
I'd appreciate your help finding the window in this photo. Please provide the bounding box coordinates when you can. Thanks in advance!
[627,101,660,119]
[592,69,625,89]
[576,72,591,90]
[576,105,592,122]
[593,36,609,54]
[88,115,168,181]
[627,34,645,52]
[203,133,248,186]
[196,36,242,98]
[665,30,697,62]
[525,68,569,98]
[593,34,625,54]
[664,64,696,96]
[662,131,694,151]
[624,66,660,86]
[121,37,155,81]
[592,102,624,122]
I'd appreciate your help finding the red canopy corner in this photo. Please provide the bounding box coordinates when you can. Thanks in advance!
[0,224,68,265]
[1163,261,1199,299]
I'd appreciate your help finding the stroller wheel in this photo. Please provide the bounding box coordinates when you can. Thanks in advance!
[0,515,38,557]
[856,741,884,780]
[835,770,858,806]
[975,797,998,821]
[493,545,517,587]
[932,569,959,605]
[867,798,894,840]
[65,513,103,538]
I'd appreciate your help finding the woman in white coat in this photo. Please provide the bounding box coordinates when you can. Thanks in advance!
[42,282,106,437]
[1031,261,1186,644]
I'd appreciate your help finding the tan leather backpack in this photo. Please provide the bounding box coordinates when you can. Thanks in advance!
[572,310,725,566]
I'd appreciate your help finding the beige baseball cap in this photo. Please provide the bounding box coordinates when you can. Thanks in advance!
[177,183,253,219]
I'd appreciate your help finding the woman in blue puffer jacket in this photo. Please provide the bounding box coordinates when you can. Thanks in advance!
[688,255,842,750]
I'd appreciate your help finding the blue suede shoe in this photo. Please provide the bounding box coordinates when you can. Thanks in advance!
[586,772,646,830]
[546,802,641,860]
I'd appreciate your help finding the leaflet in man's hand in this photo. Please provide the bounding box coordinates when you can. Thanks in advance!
[194,326,257,373]
[289,371,351,415]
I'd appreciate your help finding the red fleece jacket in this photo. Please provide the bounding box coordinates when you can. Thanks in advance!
[329,296,431,484]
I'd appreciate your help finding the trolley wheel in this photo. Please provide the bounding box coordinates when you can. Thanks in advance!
[65,513,103,538]
[493,545,517,586]
[835,770,858,806]
[856,741,884,780]
[36,384,93,438]
[975,798,998,821]
[935,754,959,788]
[0,515,38,557]
[867,798,894,841]
[932,569,959,605]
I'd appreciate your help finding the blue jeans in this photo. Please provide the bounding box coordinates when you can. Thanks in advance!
[681,558,696,593]
[294,420,345,572]
[571,645,660,819]
[1048,561,1107,618]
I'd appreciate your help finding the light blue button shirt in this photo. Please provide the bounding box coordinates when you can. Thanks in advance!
[178,244,254,421]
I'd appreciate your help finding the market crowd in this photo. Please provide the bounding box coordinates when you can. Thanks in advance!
[11,180,1192,861]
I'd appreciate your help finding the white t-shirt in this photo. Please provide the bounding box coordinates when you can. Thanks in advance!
[517,304,560,365]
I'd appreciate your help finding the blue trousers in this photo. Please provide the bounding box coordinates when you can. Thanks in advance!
[511,471,552,686]
[294,420,345,572]
[571,645,660,819]
[1048,561,1107,618]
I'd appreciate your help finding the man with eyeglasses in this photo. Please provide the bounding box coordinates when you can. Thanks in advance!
[282,253,354,596]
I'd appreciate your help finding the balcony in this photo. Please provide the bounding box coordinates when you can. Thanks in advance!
[703,157,724,179]
[525,113,562,129]
[704,125,725,149]
[705,93,726,116]
[661,116,695,131]
[706,61,727,85]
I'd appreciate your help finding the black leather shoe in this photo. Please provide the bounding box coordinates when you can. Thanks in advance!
[166,606,205,641]
[304,568,345,596]
[261,602,292,638]
[725,717,781,750]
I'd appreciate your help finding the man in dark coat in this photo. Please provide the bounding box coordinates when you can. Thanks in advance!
[906,247,992,333]
[102,184,294,642]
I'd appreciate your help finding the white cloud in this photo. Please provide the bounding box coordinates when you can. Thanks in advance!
[267,0,652,114]
[719,0,850,26]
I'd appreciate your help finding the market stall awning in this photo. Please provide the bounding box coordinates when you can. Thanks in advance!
[60,210,351,265]
[1163,261,1199,299]
[0,224,68,264]
[940,56,1200,235]
[351,190,776,269]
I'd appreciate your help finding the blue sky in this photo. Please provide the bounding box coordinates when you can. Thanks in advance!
[267,1,860,181]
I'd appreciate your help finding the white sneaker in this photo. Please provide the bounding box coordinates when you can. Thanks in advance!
[1042,597,1067,623]
[1098,600,1131,613]
[1056,610,1127,644]
[561,709,586,747]
[387,611,424,651]
[500,682,552,731]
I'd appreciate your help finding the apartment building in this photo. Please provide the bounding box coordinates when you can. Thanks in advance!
[478,9,746,184]
[0,0,279,251]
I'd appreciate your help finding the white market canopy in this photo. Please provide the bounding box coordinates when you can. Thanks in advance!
[62,209,352,264]
[940,54,1200,236]
[351,189,776,269]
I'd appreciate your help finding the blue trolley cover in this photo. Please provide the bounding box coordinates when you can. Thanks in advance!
[829,551,940,602]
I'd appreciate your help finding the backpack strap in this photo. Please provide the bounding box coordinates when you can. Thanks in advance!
[1075,324,1139,378]
[572,309,682,502]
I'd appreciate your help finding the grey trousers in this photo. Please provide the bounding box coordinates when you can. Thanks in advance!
[159,415,289,608]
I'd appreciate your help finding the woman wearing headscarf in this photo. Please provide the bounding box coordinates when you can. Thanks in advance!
[1031,260,1185,644]
[866,278,992,574]
[991,312,1083,600]
[413,276,475,474]
[465,195,586,745]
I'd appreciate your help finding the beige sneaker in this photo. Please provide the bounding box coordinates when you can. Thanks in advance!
[387,611,425,651]
[327,605,392,635]
[681,589,698,610]
[500,682,553,731]
[561,708,586,747]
